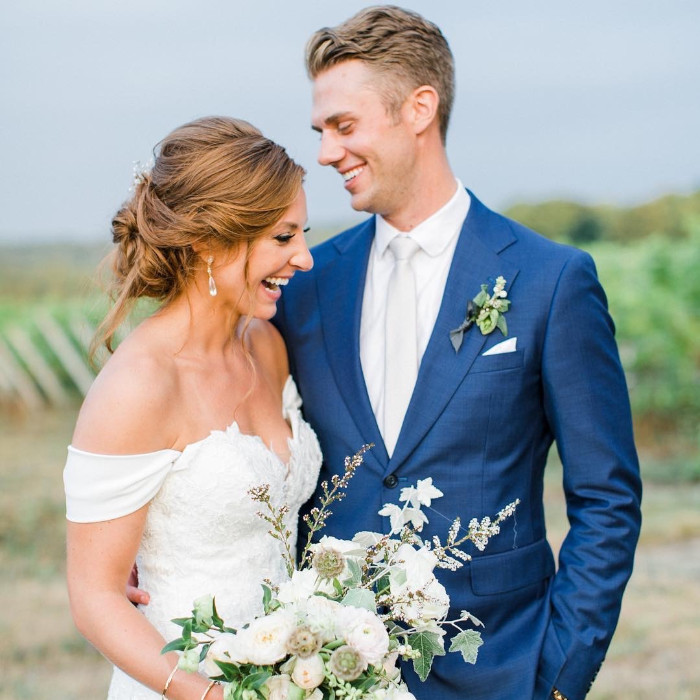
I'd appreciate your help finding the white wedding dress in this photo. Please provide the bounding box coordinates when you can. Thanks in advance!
[64,377,322,700]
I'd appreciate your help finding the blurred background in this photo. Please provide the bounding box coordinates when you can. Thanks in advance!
[1,1,698,698]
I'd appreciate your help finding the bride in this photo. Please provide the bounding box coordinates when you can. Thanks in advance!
[64,117,321,700]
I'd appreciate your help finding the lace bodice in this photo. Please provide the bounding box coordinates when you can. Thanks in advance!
[64,377,322,699]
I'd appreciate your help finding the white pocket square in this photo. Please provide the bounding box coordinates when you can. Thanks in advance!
[482,337,517,356]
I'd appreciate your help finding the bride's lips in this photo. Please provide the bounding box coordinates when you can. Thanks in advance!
[261,276,290,300]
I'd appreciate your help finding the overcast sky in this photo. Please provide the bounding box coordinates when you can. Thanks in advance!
[1,0,698,243]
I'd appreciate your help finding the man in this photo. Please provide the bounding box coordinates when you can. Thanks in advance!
[275,6,642,700]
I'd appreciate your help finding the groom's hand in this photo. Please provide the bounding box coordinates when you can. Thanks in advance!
[125,563,150,605]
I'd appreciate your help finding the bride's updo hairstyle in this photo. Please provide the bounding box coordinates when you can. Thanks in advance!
[96,116,305,355]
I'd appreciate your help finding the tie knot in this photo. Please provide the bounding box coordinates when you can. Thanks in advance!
[388,236,420,262]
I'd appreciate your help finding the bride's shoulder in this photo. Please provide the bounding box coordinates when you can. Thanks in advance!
[246,319,289,390]
[72,330,179,454]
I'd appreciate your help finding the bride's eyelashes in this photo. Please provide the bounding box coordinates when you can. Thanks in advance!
[273,226,310,244]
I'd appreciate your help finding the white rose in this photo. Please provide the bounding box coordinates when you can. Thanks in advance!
[264,674,292,700]
[337,606,390,667]
[237,610,295,665]
[291,653,325,689]
[418,578,449,621]
[382,650,400,680]
[303,595,344,643]
[277,569,335,606]
[203,633,247,675]
[392,575,449,624]
[385,685,417,700]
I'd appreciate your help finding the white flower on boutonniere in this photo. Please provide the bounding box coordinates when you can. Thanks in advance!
[450,276,511,351]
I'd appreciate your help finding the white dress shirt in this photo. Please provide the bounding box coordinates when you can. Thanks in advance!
[360,181,471,439]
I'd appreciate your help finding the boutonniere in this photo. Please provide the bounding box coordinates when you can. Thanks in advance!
[449,276,511,352]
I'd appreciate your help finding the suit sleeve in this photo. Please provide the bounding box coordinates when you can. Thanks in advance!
[537,250,642,699]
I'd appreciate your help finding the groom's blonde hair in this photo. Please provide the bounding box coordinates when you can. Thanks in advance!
[305,5,455,143]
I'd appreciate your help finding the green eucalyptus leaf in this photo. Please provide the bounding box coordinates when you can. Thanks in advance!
[496,315,508,336]
[212,597,226,629]
[161,638,190,654]
[182,618,193,641]
[473,288,489,306]
[261,584,272,614]
[170,617,192,628]
[241,671,272,689]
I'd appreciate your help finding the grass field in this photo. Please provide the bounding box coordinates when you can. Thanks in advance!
[1,408,699,699]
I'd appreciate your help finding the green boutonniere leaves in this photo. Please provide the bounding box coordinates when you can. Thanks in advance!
[449,276,511,352]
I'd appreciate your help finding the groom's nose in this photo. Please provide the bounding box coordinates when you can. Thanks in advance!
[317,131,344,168]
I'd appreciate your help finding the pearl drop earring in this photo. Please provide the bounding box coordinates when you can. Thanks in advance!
[206,256,217,297]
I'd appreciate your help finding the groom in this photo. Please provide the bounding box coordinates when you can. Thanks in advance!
[275,6,641,700]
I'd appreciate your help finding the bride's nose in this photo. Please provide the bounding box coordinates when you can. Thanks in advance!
[290,238,313,271]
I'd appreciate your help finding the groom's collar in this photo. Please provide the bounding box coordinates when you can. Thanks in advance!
[374,180,470,257]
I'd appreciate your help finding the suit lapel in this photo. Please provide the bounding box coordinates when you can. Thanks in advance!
[315,218,389,468]
[389,193,520,470]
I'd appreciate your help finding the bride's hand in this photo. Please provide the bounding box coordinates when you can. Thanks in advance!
[126,563,150,605]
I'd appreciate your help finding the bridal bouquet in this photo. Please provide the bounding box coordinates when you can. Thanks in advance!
[164,446,519,700]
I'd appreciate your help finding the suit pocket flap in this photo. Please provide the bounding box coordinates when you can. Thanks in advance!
[470,538,555,596]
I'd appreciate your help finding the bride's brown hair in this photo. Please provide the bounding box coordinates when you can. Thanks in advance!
[93,116,305,357]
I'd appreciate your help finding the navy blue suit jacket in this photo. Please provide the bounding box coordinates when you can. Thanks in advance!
[275,192,641,700]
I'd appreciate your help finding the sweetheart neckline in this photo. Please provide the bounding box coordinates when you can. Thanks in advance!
[179,417,298,471]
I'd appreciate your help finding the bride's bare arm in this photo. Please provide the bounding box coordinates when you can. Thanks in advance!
[66,348,223,698]
[66,509,221,700]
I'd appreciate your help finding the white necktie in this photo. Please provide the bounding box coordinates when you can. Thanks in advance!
[384,236,420,456]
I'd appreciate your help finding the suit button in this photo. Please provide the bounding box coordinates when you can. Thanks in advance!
[383,474,399,488]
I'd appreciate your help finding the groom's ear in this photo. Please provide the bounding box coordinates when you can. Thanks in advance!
[407,85,440,136]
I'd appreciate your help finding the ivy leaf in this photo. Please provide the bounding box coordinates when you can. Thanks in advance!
[408,631,445,682]
[341,588,376,613]
[449,629,483,664]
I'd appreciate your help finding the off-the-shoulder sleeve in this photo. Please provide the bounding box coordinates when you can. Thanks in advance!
[63,445,182,523]
[281,375,303,418]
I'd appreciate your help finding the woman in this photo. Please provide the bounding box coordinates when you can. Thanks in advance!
[64,116,321,700]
